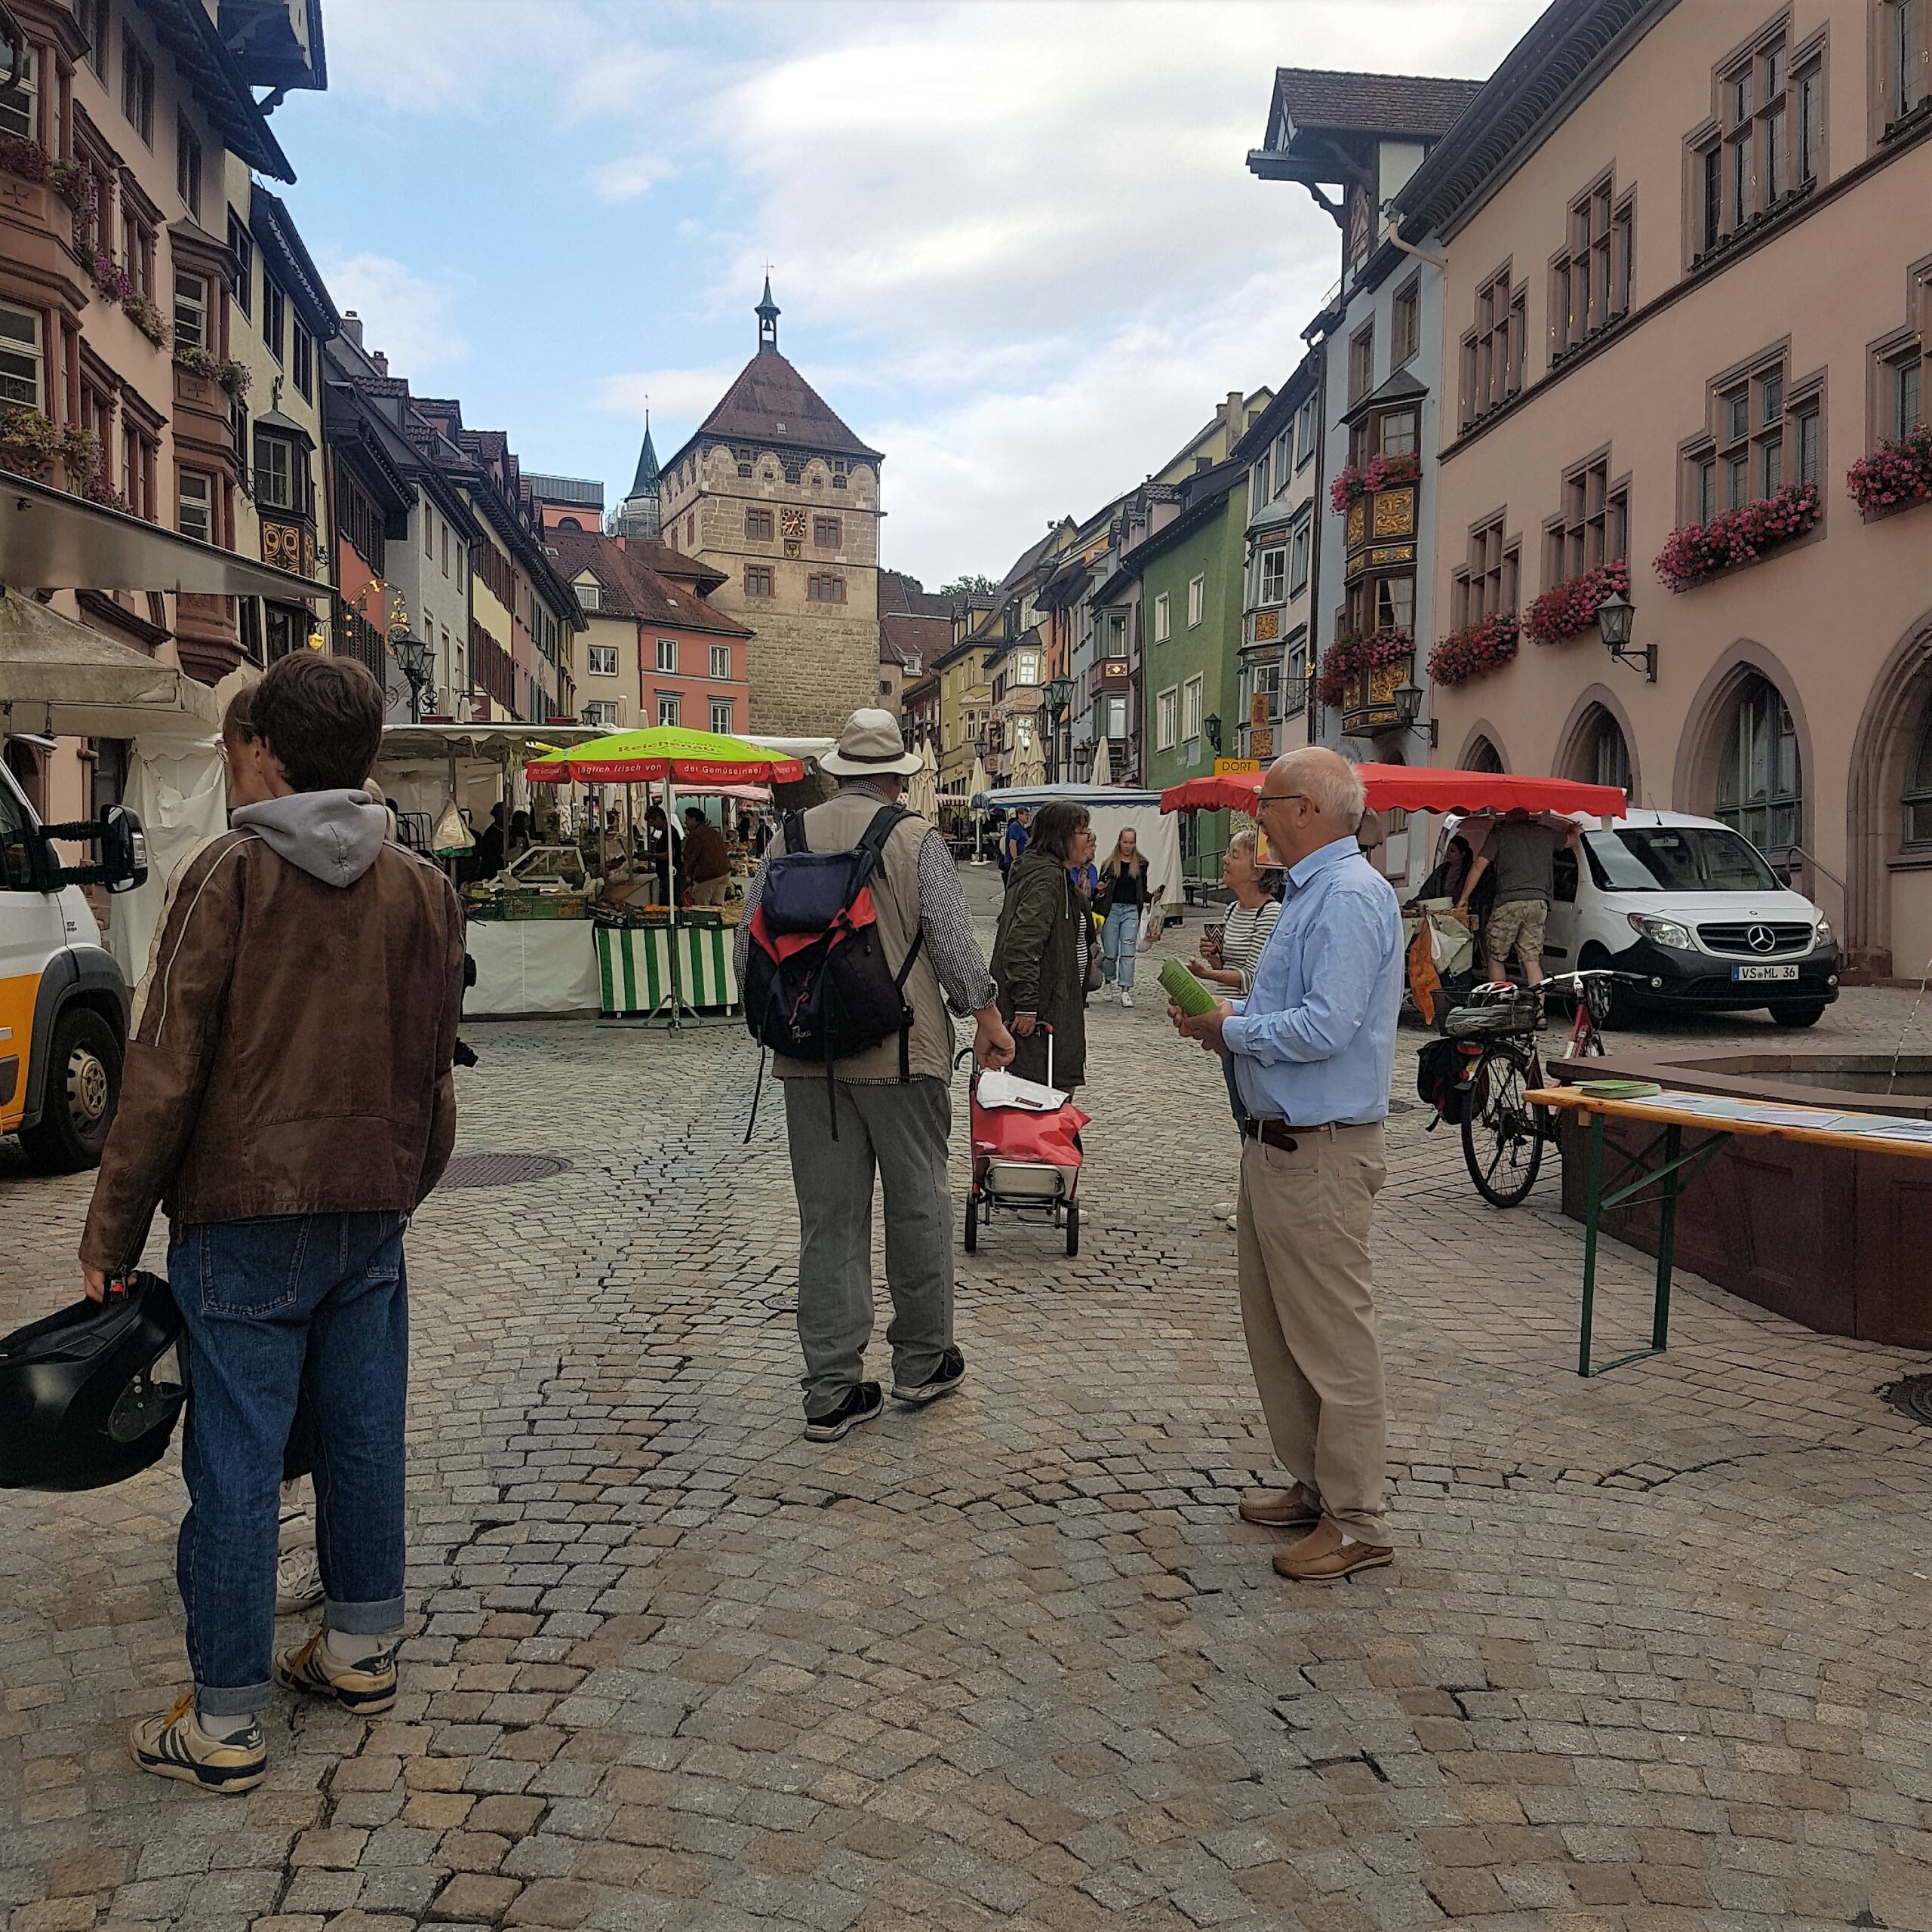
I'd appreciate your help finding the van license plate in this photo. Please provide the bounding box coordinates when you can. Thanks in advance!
[1731,963,1798,982]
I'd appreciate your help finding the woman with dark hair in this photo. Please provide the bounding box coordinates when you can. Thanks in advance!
[991,800,1094,1094]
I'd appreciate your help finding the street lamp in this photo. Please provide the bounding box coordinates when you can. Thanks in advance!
[392,631,432,723]
[1391,675,1438,748]
[1595,589,1656,681]
[1204,712,1223,754]
[1043,675,1072,783]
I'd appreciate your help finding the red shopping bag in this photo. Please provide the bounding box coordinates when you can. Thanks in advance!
[971,1096,1089,1168]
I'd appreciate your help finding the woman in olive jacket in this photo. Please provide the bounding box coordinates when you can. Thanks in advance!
[991,801,1093,1093]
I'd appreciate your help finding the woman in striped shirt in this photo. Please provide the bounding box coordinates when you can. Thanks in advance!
[1189,829,1282,1171]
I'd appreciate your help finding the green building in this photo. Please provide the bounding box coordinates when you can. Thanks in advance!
[1128,458,1247,891]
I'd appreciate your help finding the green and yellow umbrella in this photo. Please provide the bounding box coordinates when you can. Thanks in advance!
[525,725,804,788]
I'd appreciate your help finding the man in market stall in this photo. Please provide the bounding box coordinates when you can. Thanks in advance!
[735,709,1017,1444]
[682,807,733,906]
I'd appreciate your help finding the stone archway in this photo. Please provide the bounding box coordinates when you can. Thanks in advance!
[1456,721,1509,772]
[1844,607,1932,976]
[1552,683,1641,804]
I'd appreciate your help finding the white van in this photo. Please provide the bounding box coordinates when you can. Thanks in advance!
[1542,809,1838,1027]
[0,757,147,1169]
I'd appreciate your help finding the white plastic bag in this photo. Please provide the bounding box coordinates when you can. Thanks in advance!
[1137,903,1162,953]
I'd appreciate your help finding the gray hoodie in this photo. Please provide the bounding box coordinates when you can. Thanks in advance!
[231,789,389,888]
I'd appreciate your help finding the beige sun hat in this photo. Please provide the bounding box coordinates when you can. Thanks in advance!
[820,706,923,778]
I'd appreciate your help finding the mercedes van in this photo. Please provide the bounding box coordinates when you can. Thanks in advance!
[0,757,146,1170]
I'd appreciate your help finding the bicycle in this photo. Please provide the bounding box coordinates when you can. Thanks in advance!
[1444,969,1629,1208]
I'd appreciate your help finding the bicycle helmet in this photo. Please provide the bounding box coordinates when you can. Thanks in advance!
[0,1272,185,1491]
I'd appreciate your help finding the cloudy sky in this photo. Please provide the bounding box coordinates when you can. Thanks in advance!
[272,0,1543,586]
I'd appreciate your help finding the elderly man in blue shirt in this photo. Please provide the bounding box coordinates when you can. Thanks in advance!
[1170,747,1403,1581]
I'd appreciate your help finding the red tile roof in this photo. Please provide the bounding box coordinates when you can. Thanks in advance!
[548,529,751,638]
[879,610,951,669]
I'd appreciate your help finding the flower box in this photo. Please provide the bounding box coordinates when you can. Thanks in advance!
[0,134,51,186]
[1654,481,1820,592]
[1524,559,1629,648]
[1329,451,1421,515]
[124,293,169,347]
[0,405,57,479]
[1428,611,1519,688]
[173,345,252,398]
[1847,423,1932,518]
[1316,627,1412,708]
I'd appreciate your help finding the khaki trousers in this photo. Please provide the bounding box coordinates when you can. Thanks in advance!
[1237,1121,1390,1544]
[688,875,730,906]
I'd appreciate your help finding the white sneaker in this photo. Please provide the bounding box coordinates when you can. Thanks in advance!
[276,1497,323,1614]
[1120,991,1134,1008]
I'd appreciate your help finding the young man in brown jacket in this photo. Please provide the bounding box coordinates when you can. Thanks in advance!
[78,654,467,1792]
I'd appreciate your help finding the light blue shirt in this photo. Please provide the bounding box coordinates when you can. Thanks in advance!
[1222,834,1402,1127]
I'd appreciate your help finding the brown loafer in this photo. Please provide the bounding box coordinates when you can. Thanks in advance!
[1273,1516,1393,1582]
[1238,1483,1321,1530]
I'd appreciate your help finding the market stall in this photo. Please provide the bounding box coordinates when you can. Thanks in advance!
[528,726,804,1026]
[971,781,1185,914]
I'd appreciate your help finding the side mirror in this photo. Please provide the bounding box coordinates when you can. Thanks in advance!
[37,806,149,894]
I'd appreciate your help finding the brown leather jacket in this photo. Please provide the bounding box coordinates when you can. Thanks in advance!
[80,824,467,1272]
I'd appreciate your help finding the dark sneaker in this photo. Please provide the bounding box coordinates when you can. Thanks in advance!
[891,1346,967,1406]
[130,1694,266,1793]
[275,1632,399,1714]
[804,1380,884,1441]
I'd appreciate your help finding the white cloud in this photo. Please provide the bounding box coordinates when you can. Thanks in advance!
[589,152,678,204]
[318,0,598,112]
[315,251,471,380]
[594,364,746,435]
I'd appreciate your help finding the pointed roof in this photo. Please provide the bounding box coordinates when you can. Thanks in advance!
[755,274,781,335]
[629,417,660,498]
[672,349,884,467]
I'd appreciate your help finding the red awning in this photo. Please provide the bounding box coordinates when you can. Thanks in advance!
[1160,764,1628,820]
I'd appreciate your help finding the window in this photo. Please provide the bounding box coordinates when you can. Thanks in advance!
[1701,358,1795,515]
[262,279,285,364]
[744,565,774,598]
[1548,454,1629,583]
[292,321,312,400]
[0,305,45,410]
[1715,672,1801,866]
[1792,392,1821,485]
[1155,686,1179,752]
[1258,546,1286,605]
[253,432,305,512]
[576,580,601,613]
[1379,408,1417,458]
[1886,337,1927,439]
[1098,694,1128,740]
[1887,0,1929,128]
[1797,57,1823,182]
[1153,591,1171,641]
[1349,321,1374,405]
[174,271,208,352]
[583,700,618,728]
[1181,675,1204,743]
[657,694,681,727]
[813,515,841,547]
[1294,395,1317,469]
[745,507,774,540]
[587,644,617,675]
[0,43,35,142]
[1454,516,1518,629]
[439,521,450,577]
[807,573,846,602]
[1350,572,1417,637]
[1015,651,1040,685]
[228,211,253,318]
[1699,29,1822,256]
[1555,177,1633,356]
[176,115,202,219]
[1288,512,1312,595]
[711,699,734,734]
[1905,702,1932,846]
[335,469,386,574]
[1462,264,1524,424]
[178,471,213,543]
[122,30,153,143]
[1249,455,1270,517]
[1392,278,1420,366]
[1186,575,1204,628]
[1271,427,1292,498]
[709,643,731,678]
[77,0,107,77]
[656,638,678,672]
[832,458,850,490]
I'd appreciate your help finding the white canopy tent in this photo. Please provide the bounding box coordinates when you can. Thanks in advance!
[969,781,1184,912]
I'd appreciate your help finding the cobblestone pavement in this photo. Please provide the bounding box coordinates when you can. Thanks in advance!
[4,876,1931,1932]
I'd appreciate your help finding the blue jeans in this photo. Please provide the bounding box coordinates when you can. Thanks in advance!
[170,1211,409,1716]
[1101,903,1140,989]
[1223,1054,1246,1131]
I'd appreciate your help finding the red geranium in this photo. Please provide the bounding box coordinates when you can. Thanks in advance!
[1847,423,1932,516]
[1427,610,1519,688]
[1316,626,1413,706]
[1329,450,1422,515]
[1524,558,1629,648]
[1654,482,1820,592]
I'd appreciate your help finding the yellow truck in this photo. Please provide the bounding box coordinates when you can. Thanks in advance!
[0,756,146,1171]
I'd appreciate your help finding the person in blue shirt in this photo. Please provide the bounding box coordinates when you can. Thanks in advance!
[1168,747,1402,1583]
[999,807,1030,881]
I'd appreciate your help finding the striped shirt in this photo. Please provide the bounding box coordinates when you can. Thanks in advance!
[1220,897,1281,996]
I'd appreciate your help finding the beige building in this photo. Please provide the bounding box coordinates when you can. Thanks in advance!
[1398,0,1932,977]
[657,281,883,735]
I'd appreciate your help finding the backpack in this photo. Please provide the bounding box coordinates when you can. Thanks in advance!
[1417,1036,1477,1128]
[742,804,925,1138]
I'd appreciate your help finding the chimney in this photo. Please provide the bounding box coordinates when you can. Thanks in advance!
[1224,389,1243,446]
[340,311,364,348]
[373,351,389,377]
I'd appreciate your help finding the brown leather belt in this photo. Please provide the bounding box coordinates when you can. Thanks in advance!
[1241,1118,1316,1152]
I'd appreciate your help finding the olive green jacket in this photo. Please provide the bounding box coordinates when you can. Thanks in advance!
[992,848,1088,1091]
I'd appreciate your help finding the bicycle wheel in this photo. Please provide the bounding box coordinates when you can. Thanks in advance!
[1462,1045,1543,1208]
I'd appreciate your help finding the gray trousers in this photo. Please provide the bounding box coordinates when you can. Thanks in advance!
[783,1075,954,1418]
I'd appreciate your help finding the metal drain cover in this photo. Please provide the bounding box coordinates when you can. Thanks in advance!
[438,1153,572,1190]
[1882,1375,1932,1426]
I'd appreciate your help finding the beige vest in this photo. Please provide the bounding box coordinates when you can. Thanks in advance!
[772,789,955,1084]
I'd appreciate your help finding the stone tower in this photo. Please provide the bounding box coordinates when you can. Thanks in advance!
[657,281,884,735]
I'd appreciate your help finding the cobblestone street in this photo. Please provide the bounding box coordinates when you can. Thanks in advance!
[4,887,1931,1932]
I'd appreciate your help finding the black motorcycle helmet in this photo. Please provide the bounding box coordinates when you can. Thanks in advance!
[0,1272,185,1491]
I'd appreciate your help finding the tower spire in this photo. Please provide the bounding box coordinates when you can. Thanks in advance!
[620,407,662,539]
[755,271,780,353]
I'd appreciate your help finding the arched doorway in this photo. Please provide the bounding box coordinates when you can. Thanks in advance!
[1554,688,1638,803]
[1845,610,1932,974]
[1713,672,1801,872]
[1465,734,1504,774]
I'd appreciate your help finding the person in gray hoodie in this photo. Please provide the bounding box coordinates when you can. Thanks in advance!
[81,654,467,1794]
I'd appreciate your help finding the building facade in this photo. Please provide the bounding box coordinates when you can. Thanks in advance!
[657,283,884,734]
[1398,0,1932,975]
[876,569,953,721]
